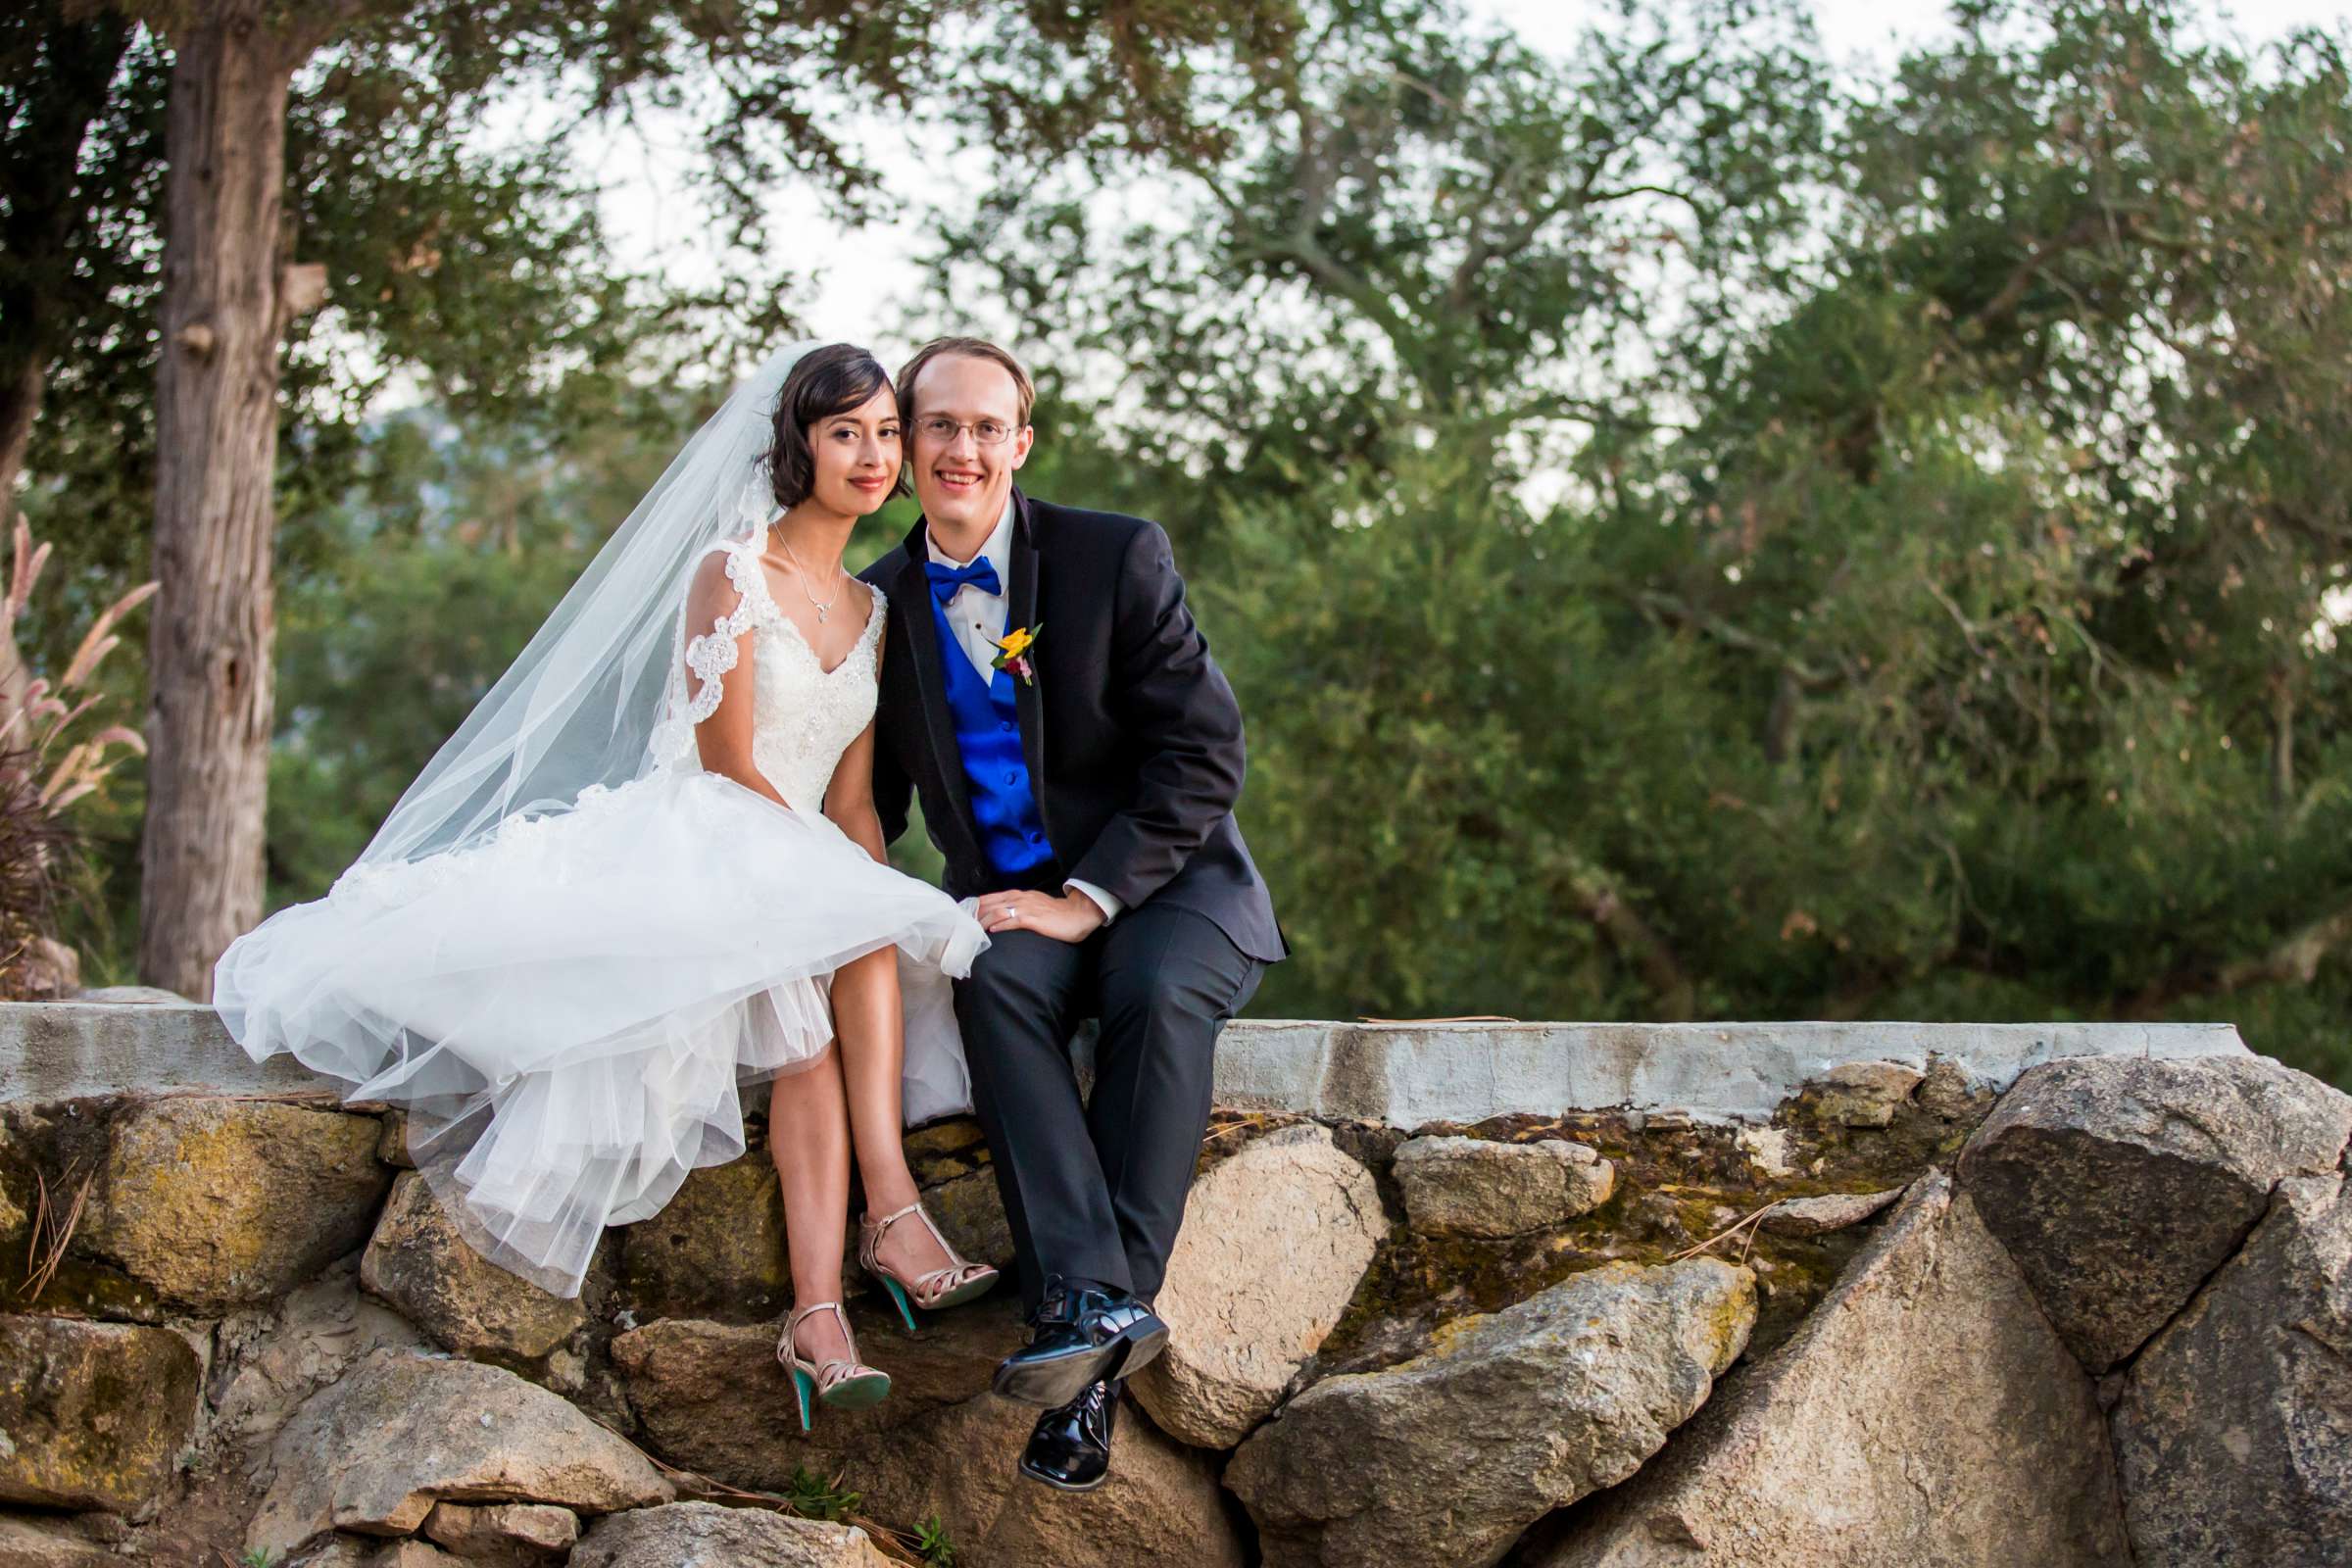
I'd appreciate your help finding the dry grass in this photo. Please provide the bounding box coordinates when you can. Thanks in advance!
[0,513,157,999]
[20,1161,94,1302]
[1668,1198,1785,1266]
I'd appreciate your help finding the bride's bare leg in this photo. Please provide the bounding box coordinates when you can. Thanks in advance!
[830,947,956,1280]
[769,1052,857,1366]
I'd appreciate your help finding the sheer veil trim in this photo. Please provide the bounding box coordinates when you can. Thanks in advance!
[352,340,824,867]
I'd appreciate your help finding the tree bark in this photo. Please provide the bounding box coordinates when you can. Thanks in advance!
[137,2,310,999]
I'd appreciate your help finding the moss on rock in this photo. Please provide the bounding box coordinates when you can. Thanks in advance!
[0,1314,202,1513]
[84,1098,392,1313]
[1310,1091,1982,1378]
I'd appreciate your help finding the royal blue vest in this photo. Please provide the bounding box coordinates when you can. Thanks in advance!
[930,592,1054,878]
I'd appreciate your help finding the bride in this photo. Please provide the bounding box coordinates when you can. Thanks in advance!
[214,341,996,1429]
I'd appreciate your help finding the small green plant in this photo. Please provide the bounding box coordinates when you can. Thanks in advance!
[237,1548,276,1568]
[784,1464,860,1523]
[914,1513,958,1567]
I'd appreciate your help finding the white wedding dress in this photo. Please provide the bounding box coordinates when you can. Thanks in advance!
[214,530,986,1298]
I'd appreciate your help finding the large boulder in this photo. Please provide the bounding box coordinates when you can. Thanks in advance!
[1131,1125,1385,1448]
[569,1502,893,1567]
[1959,1054,2352,1370]
[361,1173,586,1365]
[0,1515,120,1568]
[611,1301,1022,1490]
[245,1349,672,1559]
[849,1393,1244,1568]
[1223,1257,1754,1568]
[0,1315,202,1512]
[614,1157,790,1322]
[1530,1173,2129,1568]
[86,1099,392,1311]
[2113,1171,2352,1567]
[1392,1135,1615,1239]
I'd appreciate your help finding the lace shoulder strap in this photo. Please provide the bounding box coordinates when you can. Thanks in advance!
[722,536,784,625]
[681,536,774,724]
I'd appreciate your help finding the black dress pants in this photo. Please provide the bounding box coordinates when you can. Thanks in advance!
[954,902,1263,1310]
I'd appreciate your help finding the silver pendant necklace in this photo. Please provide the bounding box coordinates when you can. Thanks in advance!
[773,524,844,623]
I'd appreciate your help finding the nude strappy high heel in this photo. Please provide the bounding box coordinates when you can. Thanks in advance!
[778,1300,890,1431]
[858,1199,1002,1330]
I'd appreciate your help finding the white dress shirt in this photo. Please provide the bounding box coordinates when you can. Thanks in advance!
[927,500,1123,923]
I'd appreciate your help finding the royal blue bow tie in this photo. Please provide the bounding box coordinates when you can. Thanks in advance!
[926,558,1004,605]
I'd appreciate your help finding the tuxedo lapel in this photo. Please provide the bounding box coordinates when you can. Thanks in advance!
[887,526,982,862]
[1007,493,1052,835]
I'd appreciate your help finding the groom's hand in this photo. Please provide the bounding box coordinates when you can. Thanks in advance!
[977,890,1106,945]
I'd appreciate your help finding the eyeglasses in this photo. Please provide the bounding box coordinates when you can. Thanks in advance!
[915,416,1020,447]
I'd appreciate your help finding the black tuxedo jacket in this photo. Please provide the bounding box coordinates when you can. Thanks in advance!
[858,489,1285,965]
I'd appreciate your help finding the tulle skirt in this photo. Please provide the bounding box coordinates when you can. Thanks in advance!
[213,766,988,1297]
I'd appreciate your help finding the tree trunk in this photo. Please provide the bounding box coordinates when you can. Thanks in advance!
[137,3,309,1000]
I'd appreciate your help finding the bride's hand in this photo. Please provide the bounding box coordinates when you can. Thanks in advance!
[977,890,1104,944]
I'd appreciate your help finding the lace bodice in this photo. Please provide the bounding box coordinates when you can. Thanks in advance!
[678,536,886,813]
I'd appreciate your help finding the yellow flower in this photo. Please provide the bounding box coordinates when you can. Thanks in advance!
[993,626,1037,660]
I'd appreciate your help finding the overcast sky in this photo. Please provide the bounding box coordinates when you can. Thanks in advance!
[576,0,2347,350]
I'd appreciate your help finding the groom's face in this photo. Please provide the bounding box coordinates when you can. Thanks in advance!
[908,353,1032,536]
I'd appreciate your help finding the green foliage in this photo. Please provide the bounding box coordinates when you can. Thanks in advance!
[941,0,1831,499]
[20,0,2350,1088]
[1166,0,2352,1084]
[784,1463,860,1522]
[914,1513,958,1567]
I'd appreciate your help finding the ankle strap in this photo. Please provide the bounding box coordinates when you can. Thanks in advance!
[787,1299,848,1335]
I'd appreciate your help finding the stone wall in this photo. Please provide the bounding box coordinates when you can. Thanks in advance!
[0,1004,2342,1567]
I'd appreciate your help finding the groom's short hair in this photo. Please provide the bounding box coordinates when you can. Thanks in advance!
[898,337,1036,428]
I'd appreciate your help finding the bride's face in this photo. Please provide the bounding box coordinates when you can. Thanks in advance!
[807,387,904,518]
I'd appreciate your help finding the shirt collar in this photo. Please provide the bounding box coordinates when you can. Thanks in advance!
[924,496,1015,581]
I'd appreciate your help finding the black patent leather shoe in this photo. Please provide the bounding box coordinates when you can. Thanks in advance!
[992,1281,1168,1407]
[1019,1378,1121,1492]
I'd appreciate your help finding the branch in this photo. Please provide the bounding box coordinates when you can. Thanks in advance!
[1626,588,1836,686]
[1960,206,2143,337]
[1559,855,1695,1021]
[2124,901,2352,1016]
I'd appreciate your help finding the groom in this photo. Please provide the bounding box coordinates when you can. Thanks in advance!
[860,337,1285,1490]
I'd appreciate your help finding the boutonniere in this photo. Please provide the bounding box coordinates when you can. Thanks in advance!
[992,622,1043,686]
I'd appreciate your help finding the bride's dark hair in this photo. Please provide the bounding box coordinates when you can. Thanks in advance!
[761,342,908,510]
